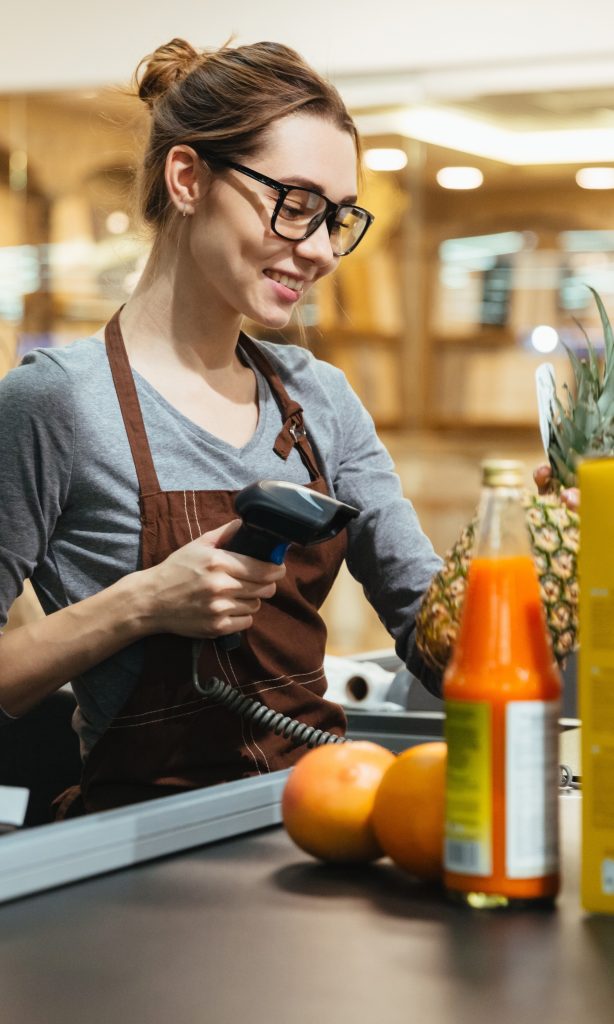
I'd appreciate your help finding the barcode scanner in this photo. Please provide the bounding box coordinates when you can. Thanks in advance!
[216,480,360,650]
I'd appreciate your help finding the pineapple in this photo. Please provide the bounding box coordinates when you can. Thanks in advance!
[416,286,614,672]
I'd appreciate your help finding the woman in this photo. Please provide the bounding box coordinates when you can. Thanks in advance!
[0,38,442,813]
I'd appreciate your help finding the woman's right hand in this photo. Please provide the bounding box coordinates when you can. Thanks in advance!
[533,464,580,512]
[139,519,286,639]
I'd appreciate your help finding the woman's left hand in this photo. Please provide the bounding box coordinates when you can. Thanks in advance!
[533,464,580,512]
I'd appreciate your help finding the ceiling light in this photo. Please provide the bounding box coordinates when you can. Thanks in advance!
[357,107,614,166]
[575,167,614,190]
[364,148,408,171]
[106,211,130,235]
[436,166,483,190]
[531,325,559,354]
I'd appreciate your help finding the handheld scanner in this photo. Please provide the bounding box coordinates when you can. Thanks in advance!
[226,480,360,564]
[215,481,360,650]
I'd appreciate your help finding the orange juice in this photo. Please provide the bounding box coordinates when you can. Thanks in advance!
[443,461,562,908]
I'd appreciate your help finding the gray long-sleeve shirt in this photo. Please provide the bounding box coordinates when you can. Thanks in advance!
[0,336,442,755]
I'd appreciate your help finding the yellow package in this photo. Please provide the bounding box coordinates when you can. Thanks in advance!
[579,456,614,913]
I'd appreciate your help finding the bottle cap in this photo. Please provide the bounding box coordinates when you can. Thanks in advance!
[481,458,524,488]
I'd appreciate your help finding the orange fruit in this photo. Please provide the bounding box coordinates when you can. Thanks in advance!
[372,741,447,881]
[281,741,395,863]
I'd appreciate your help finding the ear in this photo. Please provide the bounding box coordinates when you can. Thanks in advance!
[164,145,211,217]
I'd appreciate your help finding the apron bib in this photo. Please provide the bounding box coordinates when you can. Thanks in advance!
[68,312,347,813]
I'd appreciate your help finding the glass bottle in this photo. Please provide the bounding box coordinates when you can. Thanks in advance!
[443,459,561,908]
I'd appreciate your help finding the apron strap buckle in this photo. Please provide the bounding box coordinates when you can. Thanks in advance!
[289,422,307,442]
[274,405,305,460]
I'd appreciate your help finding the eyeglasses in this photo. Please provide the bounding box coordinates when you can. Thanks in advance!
[198,153,374,257]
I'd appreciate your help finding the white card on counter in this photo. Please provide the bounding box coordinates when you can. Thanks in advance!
[0,785,29,827]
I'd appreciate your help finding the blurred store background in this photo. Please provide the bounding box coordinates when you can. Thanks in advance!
[2,0,613,652]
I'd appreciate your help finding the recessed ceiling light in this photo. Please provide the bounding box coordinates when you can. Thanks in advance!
[575,167,614,189]
[364,148,408,171]
[531,325,559,354]
[106,210,130,235]
[436,166,484,190]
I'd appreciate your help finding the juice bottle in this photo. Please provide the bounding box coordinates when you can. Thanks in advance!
[443,459,562,908]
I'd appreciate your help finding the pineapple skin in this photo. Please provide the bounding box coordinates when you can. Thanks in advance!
[415,491,579,672]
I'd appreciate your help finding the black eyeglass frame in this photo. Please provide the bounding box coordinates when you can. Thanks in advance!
[193,150,374,256]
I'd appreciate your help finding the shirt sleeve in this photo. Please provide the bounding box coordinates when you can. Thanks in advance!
[0,350,75,627]
[324,365,444,698]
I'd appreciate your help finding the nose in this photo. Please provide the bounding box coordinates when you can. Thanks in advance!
[293,219,337,269]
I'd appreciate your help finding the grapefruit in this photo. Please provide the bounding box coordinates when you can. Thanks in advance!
[372,741,447,881]
[281,740,395,863]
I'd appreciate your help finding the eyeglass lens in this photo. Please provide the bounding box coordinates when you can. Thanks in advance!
[274,188,368,255]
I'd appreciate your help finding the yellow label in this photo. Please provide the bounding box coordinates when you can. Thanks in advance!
[444,700,492,876]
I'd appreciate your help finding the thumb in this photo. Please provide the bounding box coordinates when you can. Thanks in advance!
[200,518,242,548]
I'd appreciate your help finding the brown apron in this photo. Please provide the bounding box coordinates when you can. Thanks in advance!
[56,311,347,816]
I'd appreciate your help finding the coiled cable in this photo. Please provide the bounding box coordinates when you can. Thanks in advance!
[192,643,581,784]
[192,641,347,749]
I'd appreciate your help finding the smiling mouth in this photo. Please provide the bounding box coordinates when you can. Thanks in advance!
[264,269,304,294]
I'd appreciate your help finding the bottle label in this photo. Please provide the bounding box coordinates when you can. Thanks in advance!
[505,700,560,878]
[444,701,492,876]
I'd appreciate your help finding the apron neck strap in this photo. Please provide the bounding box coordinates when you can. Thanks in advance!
[104,313,324,494]
[104,310,161,496]
[238,334,322,481]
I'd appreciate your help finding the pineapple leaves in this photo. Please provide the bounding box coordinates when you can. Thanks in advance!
[549,448,577,489]
[572,314,601,386]
[561,340,593,403]
[587,285,614,396]
[547,287,614,485]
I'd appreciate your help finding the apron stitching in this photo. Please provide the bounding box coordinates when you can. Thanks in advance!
[246,672,325,698]
[112,665,325,720]
[214,644,262,775]
[191,490,202,536]
[224,649,271,774]
[236,663,324,691]
[106,670,328,728]
[114,694,209,720]
[183,490,195,541]
[108,703,229,728]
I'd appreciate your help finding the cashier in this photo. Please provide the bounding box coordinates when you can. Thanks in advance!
[0,38,442,815]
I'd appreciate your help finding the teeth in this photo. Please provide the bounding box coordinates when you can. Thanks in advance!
[267,270,303,293]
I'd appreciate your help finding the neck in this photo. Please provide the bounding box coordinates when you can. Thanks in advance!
[120,229,243,372]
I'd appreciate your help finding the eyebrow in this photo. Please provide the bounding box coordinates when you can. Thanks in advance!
[282,174,358,205]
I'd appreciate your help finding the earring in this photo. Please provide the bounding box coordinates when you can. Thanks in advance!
[182,202,188,218]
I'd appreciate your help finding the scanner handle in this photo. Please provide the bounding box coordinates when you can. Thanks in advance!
[215,526,290,650]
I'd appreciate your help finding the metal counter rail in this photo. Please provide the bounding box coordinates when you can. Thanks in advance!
[0,709,448,905]
[0,711,580,905]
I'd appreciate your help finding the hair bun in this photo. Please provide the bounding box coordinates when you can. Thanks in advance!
[135,38,202,108]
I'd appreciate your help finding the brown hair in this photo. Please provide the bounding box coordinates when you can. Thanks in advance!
[134,37,361,231]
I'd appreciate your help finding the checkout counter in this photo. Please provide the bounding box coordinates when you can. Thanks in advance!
[0,655,611,1023]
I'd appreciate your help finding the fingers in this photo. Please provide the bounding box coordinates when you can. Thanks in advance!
[208,595,262,618]
[146,520,287,638]
[206,614,255,637]
[533,465,580,510]
[194,530,286,585]
[218,551,286,584]
[207,574,278,600]
[561,487,580,512]
[202,518,242,547]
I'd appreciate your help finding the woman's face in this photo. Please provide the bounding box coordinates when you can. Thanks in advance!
[186,113,359,330]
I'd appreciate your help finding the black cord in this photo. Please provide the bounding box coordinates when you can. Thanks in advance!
[192,642,347,749]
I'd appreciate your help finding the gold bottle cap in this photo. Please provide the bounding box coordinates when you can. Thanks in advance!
[481,458,524,488]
